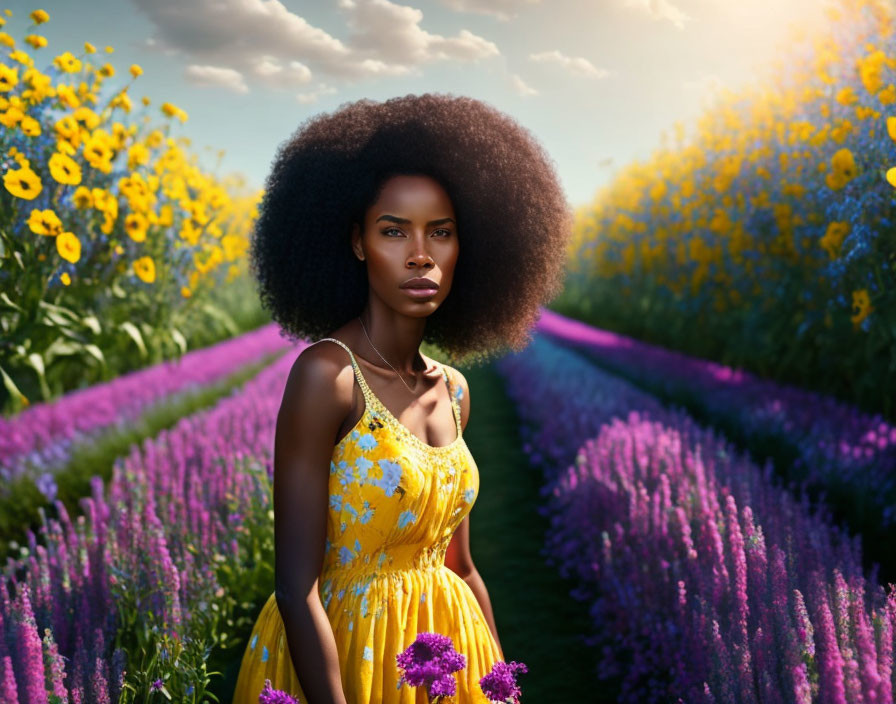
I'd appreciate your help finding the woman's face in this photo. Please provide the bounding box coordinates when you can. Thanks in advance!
[352,174,459,318]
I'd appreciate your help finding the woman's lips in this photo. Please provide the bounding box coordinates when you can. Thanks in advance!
[402,287,439,299]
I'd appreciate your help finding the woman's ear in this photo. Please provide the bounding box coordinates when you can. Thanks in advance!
[351,222,365,261]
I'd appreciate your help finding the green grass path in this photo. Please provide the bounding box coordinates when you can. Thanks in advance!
[460,360,618,701]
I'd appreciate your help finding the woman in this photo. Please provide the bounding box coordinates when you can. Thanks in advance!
[233,93,571,703]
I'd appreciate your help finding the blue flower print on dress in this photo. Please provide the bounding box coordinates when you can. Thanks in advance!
[358,500,375,524]
[330,493,343,511]
[463,488,476,504]
[250,633,258,650]
[339,538,364,567]
[354,455,374,485]
[373,459,403,496]
[357,432,378,451]
[363,646,374,662]
[397,510,417,530]
[261,645,269,662]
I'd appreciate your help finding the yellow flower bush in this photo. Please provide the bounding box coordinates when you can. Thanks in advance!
[0,7,264,411]
[562,0,896,406]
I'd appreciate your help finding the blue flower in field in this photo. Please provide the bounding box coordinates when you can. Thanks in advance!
[185,685,194,695]
[357,432,378,451]
[397,510,417,529]
[375,459,402,496]
[151,679,164,691]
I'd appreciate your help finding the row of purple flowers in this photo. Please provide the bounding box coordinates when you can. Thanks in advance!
[495,330,895,703]
[0,339,303,702]
[536,308,896,530]
[0,323,293,498]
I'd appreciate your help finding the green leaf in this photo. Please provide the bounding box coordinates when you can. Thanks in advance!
[0,363,27,406]
[200,302,238,336]
[82,315,102,334]
[0,292,22,311]
[25,352,50,399]
[83,343,105,366]
[120,321,147,358]
[171,326,187,355]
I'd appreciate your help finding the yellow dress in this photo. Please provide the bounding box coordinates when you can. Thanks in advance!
[232,337,504,703]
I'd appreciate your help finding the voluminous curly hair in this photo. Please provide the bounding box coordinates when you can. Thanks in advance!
[250,92,573,366]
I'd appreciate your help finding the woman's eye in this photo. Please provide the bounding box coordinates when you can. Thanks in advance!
[383,228,451,237]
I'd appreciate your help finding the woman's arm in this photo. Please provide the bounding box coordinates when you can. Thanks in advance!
[444,367,505,659]
[446,514,505,659]
[273,347,355,704]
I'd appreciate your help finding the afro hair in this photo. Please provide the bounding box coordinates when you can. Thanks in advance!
[249,92,573,366]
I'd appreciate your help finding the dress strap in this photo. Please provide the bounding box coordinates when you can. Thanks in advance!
[440,365,463,437]
[312,337,376,407]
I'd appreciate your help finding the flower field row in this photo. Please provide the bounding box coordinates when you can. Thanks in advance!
[0,322,291,496]
[495,332,895,703]
[558,0,896,417]
[0,340,304,702]
[535,308,896,547]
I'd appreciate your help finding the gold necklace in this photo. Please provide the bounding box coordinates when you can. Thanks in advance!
[357,316,419,396]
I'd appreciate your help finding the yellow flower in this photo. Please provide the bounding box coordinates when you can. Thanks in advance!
[72,185,92,208]
[836,86,858,106]
[84,41,95,54]
[48,151,81,185]
[60,271,71,286]
[24,34,47,49]
[850,289,872,326]
[3,165,42,200]
[820,221,850,259]
[129,64,142,78]
[27,208,63,236]
[125,212,149,242]
[887,166,896,188]
[181,286,192,298]
[0,63,19,91]
[133,256,155,283]
[888,116,896,142]
[98,63,114,78]
[56,231,81,263]
[29,9,50,24]
[20,115,40,136]
[825,148,856,190]
[53,51,81,73]
[104,45,114,53]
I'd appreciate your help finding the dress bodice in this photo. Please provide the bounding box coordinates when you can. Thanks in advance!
[310,338,480,602]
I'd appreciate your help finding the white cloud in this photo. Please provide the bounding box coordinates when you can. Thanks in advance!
[183,65,250,93]
[509,73,538,96]
[133,0,500,92]
[621,0,690,29]
[439,0,541,21]
[529,50,610,79]
[297,83,339,104]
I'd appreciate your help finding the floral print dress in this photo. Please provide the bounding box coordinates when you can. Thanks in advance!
[232,337,503,703]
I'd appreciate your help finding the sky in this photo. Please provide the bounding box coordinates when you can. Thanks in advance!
[7,0,833,207]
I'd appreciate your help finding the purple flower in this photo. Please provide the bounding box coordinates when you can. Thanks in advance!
[396,632,466,700]
[258,678,302,703]
[150,679,164,691]
[480,660,528,703]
